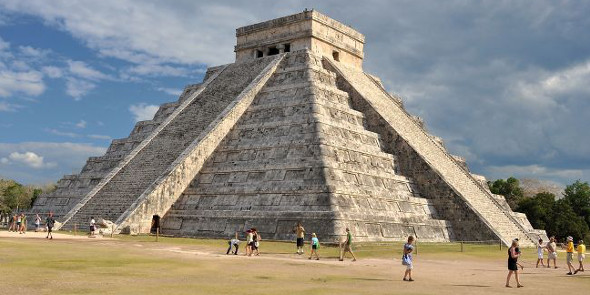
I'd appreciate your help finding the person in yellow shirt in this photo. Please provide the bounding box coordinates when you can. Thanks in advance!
[566,236,575,275]
[574,240,585,274]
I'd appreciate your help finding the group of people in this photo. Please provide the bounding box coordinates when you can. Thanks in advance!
[6,212,56,239]
[7,213,28,234]
[507,236,586,288]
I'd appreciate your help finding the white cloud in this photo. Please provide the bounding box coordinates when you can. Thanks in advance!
[67,60,111,81]
[486,164,588,186]
[42,66,63,78]
[0,36,9,51]
[87,134,111,140]
[127,64,190,77]
[75,120,87,129]
[0,100,21,112]
[18,45,50,58]
[0,157,8,164]
[0,1,251,66]
[6,151,56,169]
[45,128,79,138]
[0,69,45,97]
[129,103,159,122]
[0,142,107,184]
[156,87,182,96]
[65,77,96,100]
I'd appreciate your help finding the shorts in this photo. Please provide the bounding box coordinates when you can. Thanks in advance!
[47,226,53,233]
[567,252,573,263]
[508,261,518,271]
[90,225,95,231]
[548,252,557,259]
[343,244,352,252]
[577,253,585,262]
[296,238,304,247]
[538,253,544,259]
[312,244,318,250]
[17,222,21,226]
[406,263,413,270]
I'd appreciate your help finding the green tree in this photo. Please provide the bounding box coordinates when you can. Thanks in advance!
[517,192,555,230]
[488,177,524,210]
[548,199,589,241]
[2,183,29,211]
[563,180,590,229]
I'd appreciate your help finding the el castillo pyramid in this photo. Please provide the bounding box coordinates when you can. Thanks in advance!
[31,10,545,246]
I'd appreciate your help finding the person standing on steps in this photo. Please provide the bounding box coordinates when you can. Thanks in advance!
[402,236,415,282]
[46,212,55,240]
[294,222,306,255]
[506,239,523,288]
[339,228,357,262]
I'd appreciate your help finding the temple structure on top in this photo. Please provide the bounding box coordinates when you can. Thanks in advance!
[30,10,545,246]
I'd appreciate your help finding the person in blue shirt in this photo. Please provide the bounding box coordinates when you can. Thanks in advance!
[402,236,415,281]
[309,233,320,260]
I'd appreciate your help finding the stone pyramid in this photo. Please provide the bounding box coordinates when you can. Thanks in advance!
[31,10,545,246]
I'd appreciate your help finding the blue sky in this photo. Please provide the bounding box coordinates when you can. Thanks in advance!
[1,1,589,188]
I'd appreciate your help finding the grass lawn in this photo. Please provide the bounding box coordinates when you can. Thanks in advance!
[1,230,587,294]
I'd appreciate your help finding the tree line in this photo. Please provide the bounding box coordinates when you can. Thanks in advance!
[488,177,590,242]
[0,179,56,214]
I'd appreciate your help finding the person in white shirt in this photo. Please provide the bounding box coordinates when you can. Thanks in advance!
[89,217,96,237]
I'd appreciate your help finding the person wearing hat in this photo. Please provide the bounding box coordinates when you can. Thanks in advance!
[566,236,575,275]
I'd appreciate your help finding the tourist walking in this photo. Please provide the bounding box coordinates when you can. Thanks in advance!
[35,214,41,232]
[8,214,17,232]
[566,236,576,275]
[252,228,261,256]
[536,238,545,268]
[309,233,320,260]
[226,232,240,255]
[339,228,357,262]
[15,213,21,232]
[294,222,306,255]
[19,213,27,234]
[245,229,253,256]
[506,239,523,288]
[89,217,96,237]
[402,236,415,281]
[46,212,55,239]
[574,240,585,274]
[546,236,558,268]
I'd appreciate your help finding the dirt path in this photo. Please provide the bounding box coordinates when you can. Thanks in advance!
[1,230,588,294]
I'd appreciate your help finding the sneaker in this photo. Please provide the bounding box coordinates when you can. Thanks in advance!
[574,270,579,274]
[352,259,357,262]
[403,278,408,281]
[308,257,312,260]
[566,272,573,275]
[408,278,414,282]
[316,258,320,260]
